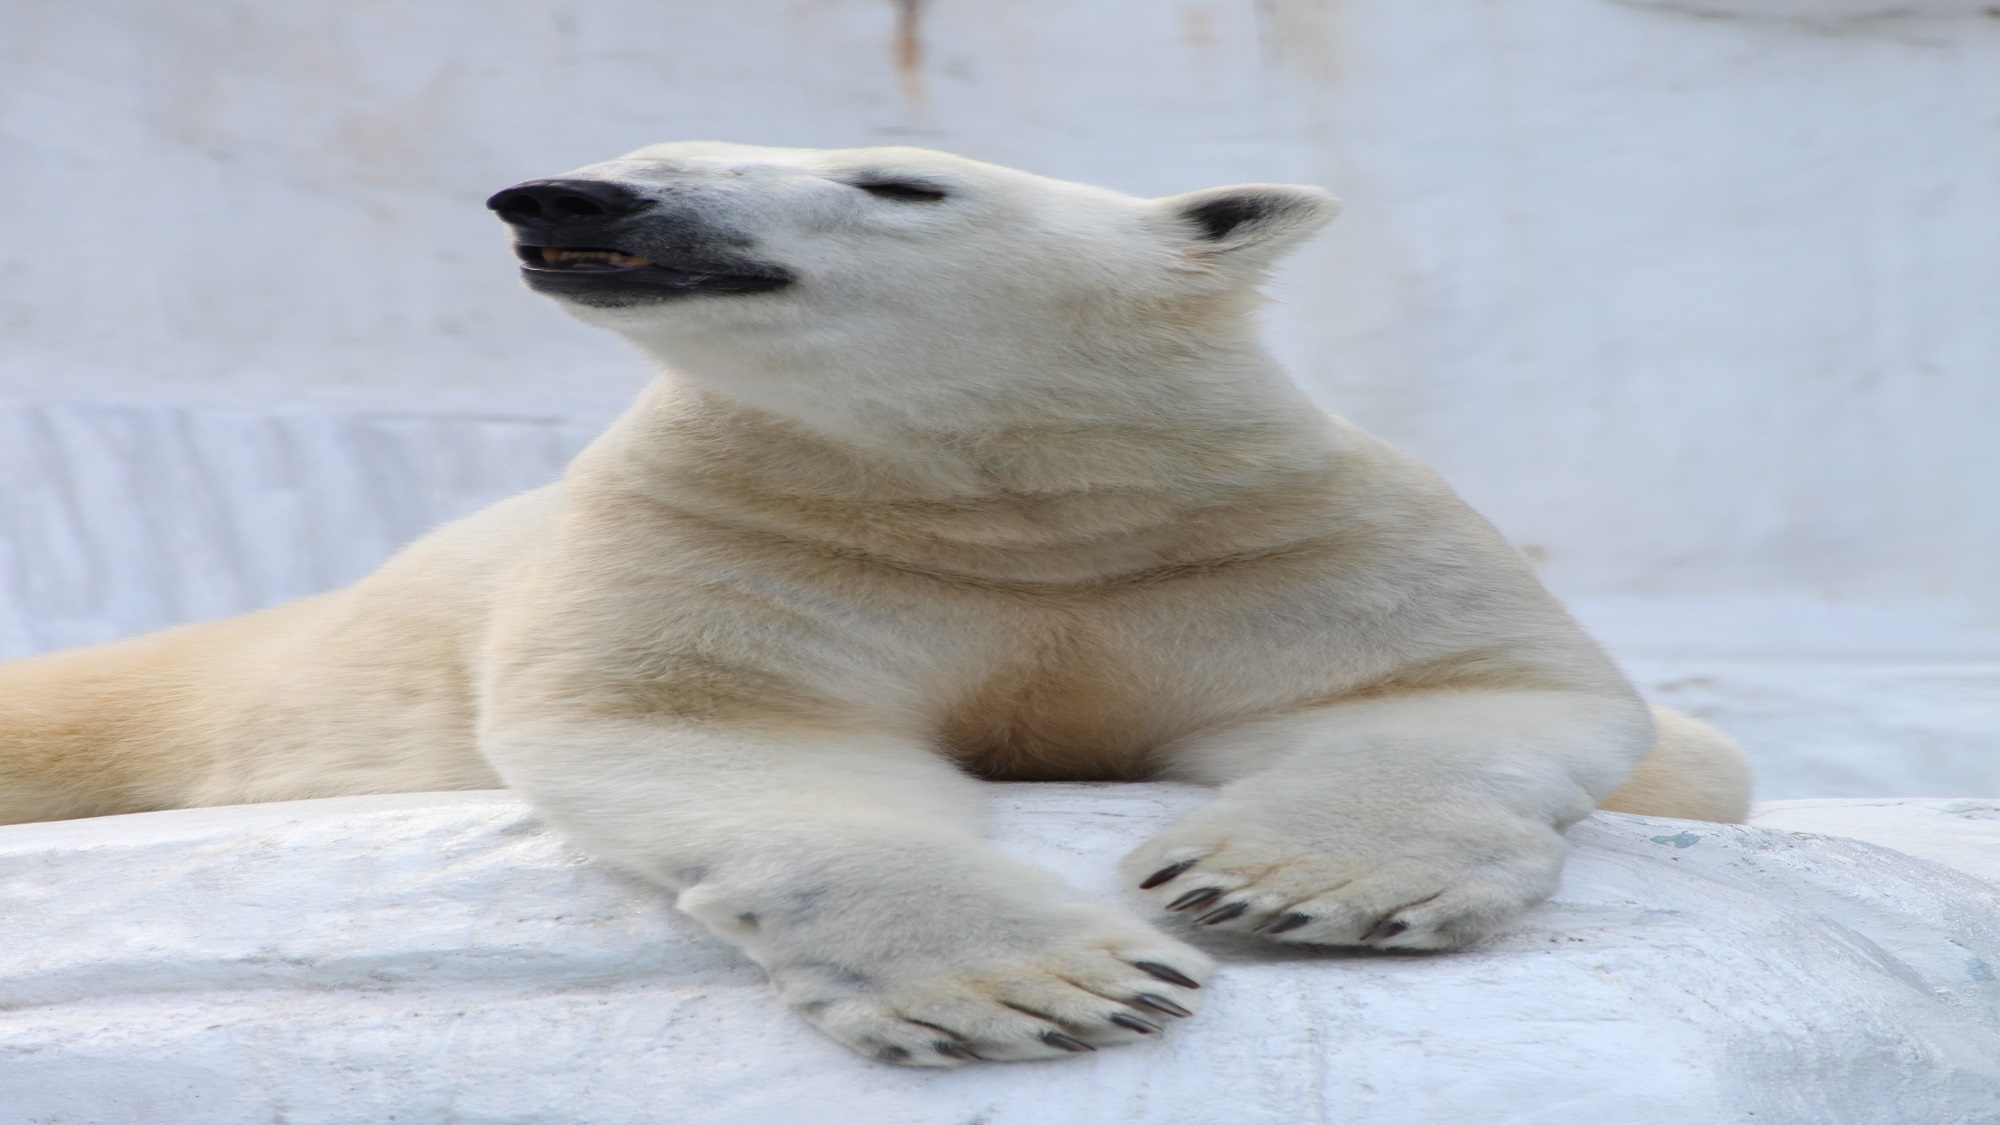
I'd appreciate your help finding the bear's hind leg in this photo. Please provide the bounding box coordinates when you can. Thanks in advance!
[1596,705,1751,823]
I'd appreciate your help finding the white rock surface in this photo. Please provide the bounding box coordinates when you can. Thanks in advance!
[1622,655,2000,800]
[1752,797,2000,885]
[5,0,2000,617]
[3,786,1998,1124]
[0,398,602,658]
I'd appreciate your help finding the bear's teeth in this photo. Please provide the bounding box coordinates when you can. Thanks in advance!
[537,248,653,268]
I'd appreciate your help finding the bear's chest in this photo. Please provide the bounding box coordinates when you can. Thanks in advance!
[934,620,1186,782]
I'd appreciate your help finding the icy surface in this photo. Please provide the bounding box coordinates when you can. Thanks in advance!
[2,787,1998,1124]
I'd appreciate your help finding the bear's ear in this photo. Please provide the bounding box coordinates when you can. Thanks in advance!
[1153,184,1340,264]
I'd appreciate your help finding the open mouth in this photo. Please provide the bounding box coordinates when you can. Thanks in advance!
[517,245,656,272]
[513,243,794,304]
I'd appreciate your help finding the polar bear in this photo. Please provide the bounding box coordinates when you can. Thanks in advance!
[0,143,1749,1066]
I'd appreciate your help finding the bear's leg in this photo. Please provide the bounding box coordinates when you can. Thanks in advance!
[1124,689,1652,951]
[482,718,1210,1066]
[1597,705,1752,823]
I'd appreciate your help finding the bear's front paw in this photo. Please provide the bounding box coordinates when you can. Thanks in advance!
[758,907,1210,1067]
[1121,798,1567,951]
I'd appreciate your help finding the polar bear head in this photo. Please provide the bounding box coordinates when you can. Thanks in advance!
[487,143,1337,429]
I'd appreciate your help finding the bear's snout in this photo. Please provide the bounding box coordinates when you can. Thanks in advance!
[488,175,793,307]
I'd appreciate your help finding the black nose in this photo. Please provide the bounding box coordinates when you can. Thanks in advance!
[485,179,653,225]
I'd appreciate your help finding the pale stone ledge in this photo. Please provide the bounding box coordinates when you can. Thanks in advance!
[2,785,1997,1123]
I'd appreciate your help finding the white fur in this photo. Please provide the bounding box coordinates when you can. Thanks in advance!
[0,143,1750,1066]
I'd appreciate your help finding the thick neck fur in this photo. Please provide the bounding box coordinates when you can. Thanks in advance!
[579,291,1354,586]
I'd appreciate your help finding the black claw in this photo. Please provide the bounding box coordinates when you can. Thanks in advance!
[1139,859,1197,890]
[1257,912,1313,935]
[1131,993,1194,1018]
[933,1041,979,1061]
[1195,902,1249,926]
[1132,961,1202,989]
[1362,918,1411,943]
[1108,1013,1160,1035]
[1166,887,1223,912]
[1040,1031,1097,1053]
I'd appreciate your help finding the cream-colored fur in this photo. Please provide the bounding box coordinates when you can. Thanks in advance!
[0,143,1749,1066]
[1599,705,1751,823]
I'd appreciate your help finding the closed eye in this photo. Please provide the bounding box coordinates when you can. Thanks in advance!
[852,180,949,202]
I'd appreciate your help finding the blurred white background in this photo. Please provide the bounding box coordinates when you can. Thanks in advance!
[1,0,1995,797]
